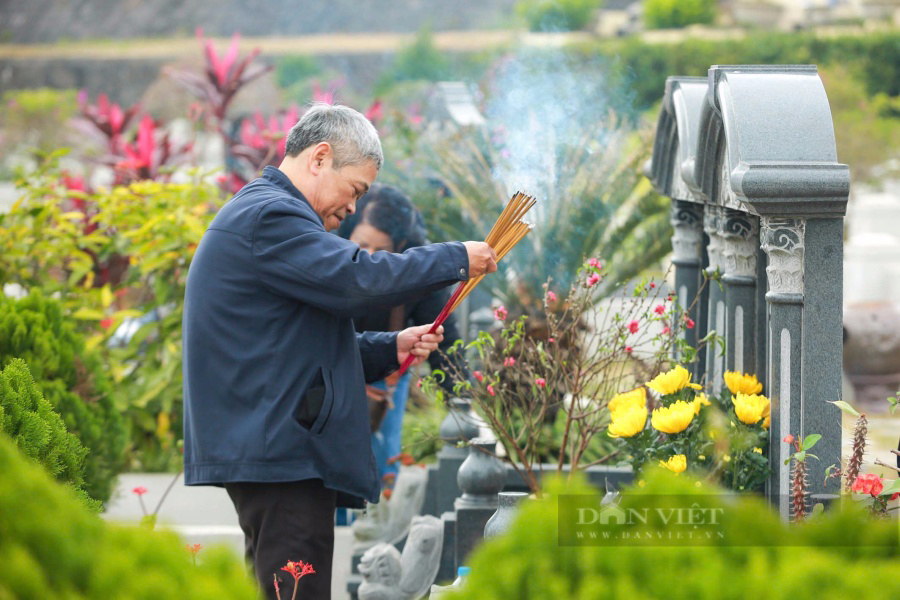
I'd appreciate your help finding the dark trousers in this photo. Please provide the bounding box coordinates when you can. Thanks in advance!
[225,480,336,600]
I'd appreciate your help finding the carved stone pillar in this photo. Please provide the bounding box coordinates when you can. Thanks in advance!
[704,205,726,394]
[760,217,804,518]
[719,207,760,377]
[670,200,705,374]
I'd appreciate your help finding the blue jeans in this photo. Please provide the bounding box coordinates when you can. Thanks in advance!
[370,372,411,481]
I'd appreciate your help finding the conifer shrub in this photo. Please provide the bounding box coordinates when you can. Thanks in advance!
[454,470,900,598]
[0,291,125,504]
[0,434,255,599]
[0,358,97,511]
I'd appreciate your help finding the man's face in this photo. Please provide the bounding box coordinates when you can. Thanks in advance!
[313,158,377,232]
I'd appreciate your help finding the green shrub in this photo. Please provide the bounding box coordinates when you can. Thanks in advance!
[0,158,224,472]
[581,31,900,110]
[643,0,717,29]
[376,26,450,93]
[453,471,900,598]
[274,55,322,89]
[0,358,97,511]
[517,0,603,32]
[857,33,900,97]
[0,88,77,172]
[0,291,125,504]
[0,433,256,599]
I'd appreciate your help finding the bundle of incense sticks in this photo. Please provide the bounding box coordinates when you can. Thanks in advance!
[397,191,537,375]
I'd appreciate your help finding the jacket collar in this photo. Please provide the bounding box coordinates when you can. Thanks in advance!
[261,166,325,228]
[261,166,306,201]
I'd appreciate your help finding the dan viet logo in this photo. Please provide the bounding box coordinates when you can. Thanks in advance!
[559,495,727,546]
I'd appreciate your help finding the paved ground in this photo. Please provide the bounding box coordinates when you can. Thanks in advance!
[102,473,354,600]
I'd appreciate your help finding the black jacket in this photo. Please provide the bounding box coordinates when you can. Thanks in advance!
[182,167,469,505]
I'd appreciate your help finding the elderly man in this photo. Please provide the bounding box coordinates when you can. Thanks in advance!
[182,103,497,599]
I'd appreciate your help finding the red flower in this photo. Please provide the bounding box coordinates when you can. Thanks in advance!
[387,452,416,466]
[100,317,115,330]
[627,320,639,334]
[625,346,633,354]
[587,258,601,269]
[587,273,601,287]
[684,317,695,329]
[473,370,484,382]
[661,326,670,335]
[132,486,148,496]
[281,560,316,583]
[186,543,203,555]
[548,337,555,343]
[494,306,508,321]
[654,304,666,315]
[783,435,794,445]
[546,290,557,304]
[535,377,546,388]
[851,474,884,497]
[649,282,656,289]
[487,384,495,397]
[503,357,516,367]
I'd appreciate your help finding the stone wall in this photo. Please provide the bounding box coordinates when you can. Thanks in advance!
[2,0,519,43]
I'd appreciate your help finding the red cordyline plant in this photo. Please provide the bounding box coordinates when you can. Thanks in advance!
[72,91,140,159]
[275,560,316,600]
[225,106,301,192]
[71,92,192,185]
[166,29,273,129]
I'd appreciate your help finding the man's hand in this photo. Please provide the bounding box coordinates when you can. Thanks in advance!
[397,323,444,368]
[462,241,498,278]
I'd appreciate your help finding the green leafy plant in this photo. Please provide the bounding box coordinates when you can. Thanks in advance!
[0,433,256,599]
[376,26,450,93]
[0,153,224,471]
[451,469,900,598]
[516,0,603,32]
[0,358,98,512]
[0,88,77,169]
[0,291,125,504]
[642,0,717,29]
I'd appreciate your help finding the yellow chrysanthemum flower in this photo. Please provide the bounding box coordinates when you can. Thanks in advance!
[608,388,646,415]
[646,365,702,396]
[724,371,763,396]
[660,454,687,474]
[753,447,763,454]
[692,393,711,415]
[732,393,771,426]
[650,401,695,434]
[607,404,647,438]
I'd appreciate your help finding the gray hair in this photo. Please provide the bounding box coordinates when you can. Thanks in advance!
[284,102,383,170]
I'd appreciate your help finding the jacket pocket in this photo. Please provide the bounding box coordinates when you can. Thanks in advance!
[294,368,335,435]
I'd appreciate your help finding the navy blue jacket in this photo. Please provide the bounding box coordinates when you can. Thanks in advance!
[182,167,469,505]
